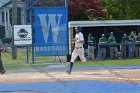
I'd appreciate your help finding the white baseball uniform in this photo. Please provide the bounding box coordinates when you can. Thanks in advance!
[70,32,86,62]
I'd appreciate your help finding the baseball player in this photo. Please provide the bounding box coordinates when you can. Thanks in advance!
[121,34,129,58]
[108,32,118,59]
[135,33,140,58]
[99,34,107,60]
[87,33,96,60]
[66,26,86,74]
[133,31,138,58]
[128,31,136,58]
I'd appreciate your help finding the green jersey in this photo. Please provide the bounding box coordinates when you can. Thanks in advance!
[122,36,129,43]
[129,35,135,42]
[136,37,140,41]
[108,36,116,43]
[88,36,96,46]
[99,37,107,43]
[136,36,140,46]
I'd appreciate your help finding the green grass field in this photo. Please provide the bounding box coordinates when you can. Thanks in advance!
[2,49,56,65]
[74,59,140,67]
[1,49,140,70]
[4,59,140,70]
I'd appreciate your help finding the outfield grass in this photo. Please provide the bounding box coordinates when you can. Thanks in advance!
[4,64,48,70]
[2,49,56,65]
[1,49,140,70]
[74,59,140,67]
[2,49,60,70]
[4,59,140,70]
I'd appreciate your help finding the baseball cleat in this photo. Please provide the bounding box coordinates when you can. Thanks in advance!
[0,70,6,74]
[66,70,71,75]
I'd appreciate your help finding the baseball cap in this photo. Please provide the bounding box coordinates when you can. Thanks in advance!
[75,26,81,32]
[110,32,113,34]
[124,33,127,35]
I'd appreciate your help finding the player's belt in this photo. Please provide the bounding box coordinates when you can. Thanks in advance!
[75,47,82,49]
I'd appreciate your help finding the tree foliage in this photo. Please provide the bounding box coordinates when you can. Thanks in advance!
[22,0,140,20]
[101,0,140,20]
[68,0,108,20]
[22,0,108,21]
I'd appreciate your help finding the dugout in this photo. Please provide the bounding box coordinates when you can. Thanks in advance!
[67,20,140,60]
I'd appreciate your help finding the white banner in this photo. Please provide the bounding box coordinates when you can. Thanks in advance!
[14,25,32,45]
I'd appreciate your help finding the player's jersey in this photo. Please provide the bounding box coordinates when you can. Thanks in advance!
[99,37,107,43]
[136,36,140,46]
[88,36,96,46]
[129,35,135,42]
[108,36,116,43]
[75,32,84,47]
[121,36,129,43]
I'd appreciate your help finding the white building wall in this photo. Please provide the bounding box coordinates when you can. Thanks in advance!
[0,0,25,37]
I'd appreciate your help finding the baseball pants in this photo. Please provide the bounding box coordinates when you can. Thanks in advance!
[100,47,106,59]
[70,47,86,62]
[88,46,95,58]
[109,46,118,59]
[135,46,140,58]
[121,45,127,58]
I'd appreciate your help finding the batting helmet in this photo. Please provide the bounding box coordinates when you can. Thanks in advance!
[75,26,81,32]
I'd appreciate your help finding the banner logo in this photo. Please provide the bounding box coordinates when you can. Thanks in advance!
[38,14,62,43]
[17,29,28,38]
[14,25,32,45]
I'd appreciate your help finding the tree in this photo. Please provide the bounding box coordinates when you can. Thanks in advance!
[68,0,108,20]
[22,0,108,21]
[101,0,140,20]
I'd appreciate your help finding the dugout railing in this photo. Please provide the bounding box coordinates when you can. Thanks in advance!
[97,42,140,61]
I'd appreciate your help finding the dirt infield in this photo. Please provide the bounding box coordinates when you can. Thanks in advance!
[0,69,140,84]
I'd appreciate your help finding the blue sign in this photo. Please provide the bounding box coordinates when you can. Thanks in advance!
[34,8,68,56]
